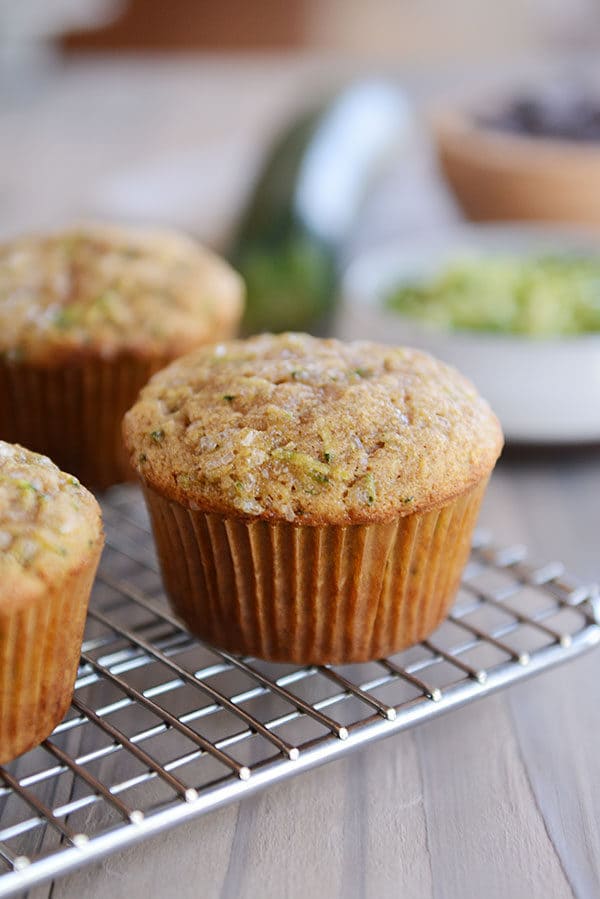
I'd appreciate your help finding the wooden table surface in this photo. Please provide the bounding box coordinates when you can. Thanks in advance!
[3,53,598,899]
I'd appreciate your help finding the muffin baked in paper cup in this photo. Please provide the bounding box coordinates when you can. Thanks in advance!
[0,442,103,763]
[143,480,487,664]
[0,224,244,490]
[0,354,175,490]
[123,334,503,665]
[0,553,100,763]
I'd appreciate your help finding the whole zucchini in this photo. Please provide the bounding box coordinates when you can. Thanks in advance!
[230,80,412,334]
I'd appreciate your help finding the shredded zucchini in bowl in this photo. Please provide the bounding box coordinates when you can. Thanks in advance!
[384,255,600,337]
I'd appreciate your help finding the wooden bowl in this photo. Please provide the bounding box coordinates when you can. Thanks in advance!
[434,109,600,225]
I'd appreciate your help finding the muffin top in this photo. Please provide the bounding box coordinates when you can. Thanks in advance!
[0,224,244,364]
[123,333,503,526]
[0,442,104,604]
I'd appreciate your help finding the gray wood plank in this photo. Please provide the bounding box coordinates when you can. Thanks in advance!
[509,657,600,899]
[416,694,574,899]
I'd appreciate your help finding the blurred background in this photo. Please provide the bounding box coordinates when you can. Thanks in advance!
[3,0,600,442]
[57,0,600,57]
[3,0,600,244]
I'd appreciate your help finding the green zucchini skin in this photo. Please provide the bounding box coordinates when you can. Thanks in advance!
[230,81,410,335]
[230,108,337,335]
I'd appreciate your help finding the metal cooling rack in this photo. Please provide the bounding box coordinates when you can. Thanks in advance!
[0,486,598,897]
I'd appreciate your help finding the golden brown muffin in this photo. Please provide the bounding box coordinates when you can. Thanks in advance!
[123,333,503,664]
[0,224,244,488]
[0,441,104,763]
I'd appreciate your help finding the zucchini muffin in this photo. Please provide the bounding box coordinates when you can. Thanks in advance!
[123,333,503,664]
[0,224,244,488]
[0,441,103,763]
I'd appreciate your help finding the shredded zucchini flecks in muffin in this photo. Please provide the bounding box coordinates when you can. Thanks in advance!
[0,224,243,363]
[0,442,103,591]
[123,333,503,525]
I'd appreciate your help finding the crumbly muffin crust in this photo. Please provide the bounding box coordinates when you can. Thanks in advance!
[0,224,243,364]
[0,442,104,605]
[123,333,503,525]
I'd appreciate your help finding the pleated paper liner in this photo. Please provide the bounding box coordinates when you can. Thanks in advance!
[143,479,488,665]
[0,354,173,490]
[0,553,100,765]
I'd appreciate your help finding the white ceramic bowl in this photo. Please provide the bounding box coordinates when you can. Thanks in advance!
[338,225,600,444]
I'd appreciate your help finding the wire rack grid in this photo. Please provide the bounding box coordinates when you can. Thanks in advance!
[0,485,597,897]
